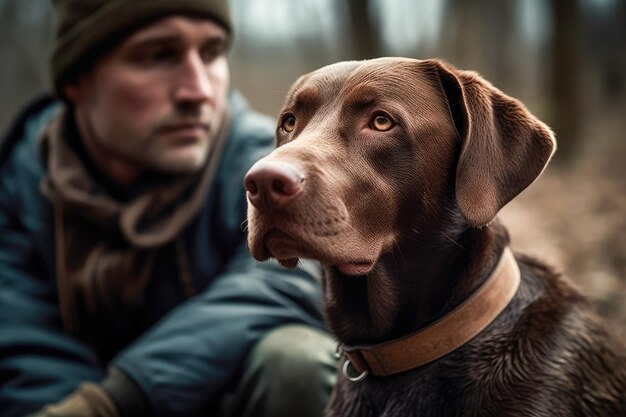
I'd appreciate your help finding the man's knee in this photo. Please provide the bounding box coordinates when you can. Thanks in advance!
[252,324,337,378]
[223,324,337,417]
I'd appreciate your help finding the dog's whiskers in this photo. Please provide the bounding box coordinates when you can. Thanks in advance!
[440,231,465,249]
[391,237,408,271]
[409,228,438,249]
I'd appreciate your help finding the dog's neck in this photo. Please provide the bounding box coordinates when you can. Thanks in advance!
[323,220,510,346]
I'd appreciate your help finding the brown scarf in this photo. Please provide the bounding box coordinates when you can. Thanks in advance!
[40,109,230,335]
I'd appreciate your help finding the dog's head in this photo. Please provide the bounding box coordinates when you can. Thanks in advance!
[245,58,555,277]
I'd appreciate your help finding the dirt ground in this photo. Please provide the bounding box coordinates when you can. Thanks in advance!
[499,129,626,342]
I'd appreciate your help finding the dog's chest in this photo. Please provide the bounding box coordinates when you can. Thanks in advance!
[328,359,473,417]
[328,333,552,417]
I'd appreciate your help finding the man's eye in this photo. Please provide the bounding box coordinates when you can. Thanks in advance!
[155,49,176,61]
[281,115,296,133]
[201,45,225,63]
[370,113,395,132]
[131,48,177,66]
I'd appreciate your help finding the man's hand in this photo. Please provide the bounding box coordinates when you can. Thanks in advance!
[27,382,118,417]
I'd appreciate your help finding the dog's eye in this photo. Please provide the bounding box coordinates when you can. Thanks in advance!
[370,113,394,132]
[281,115,296,133]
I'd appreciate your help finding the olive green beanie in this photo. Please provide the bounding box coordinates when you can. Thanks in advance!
[51,0,232,94]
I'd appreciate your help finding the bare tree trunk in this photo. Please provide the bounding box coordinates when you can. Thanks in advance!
[484,0,519,91]
[550,0,583,163]
[0,0,52,132]
[346,0,382,60]
[439,0,484,71]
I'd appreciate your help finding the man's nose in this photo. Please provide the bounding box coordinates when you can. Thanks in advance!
[175,52,214,104]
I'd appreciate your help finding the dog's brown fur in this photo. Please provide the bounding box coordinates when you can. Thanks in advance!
[245,58,626,417]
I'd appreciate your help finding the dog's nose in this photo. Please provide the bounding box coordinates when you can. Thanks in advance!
[244,161,305,212]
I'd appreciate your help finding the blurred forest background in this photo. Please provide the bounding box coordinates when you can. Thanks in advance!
[0,0,624,339]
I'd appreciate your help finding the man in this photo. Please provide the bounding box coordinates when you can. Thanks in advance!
[0,1,336,416]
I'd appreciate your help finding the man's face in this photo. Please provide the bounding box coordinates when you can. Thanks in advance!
[67,16,230,176]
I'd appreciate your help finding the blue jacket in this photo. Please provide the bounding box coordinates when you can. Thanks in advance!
[0,94,325,416]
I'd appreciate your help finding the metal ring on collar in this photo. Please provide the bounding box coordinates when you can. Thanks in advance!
[335,344,343,359]
[342,359,368,382]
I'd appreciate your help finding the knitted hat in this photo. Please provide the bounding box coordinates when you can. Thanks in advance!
[51,0,232,94]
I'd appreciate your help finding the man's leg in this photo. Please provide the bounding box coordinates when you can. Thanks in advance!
[220,324,337,417]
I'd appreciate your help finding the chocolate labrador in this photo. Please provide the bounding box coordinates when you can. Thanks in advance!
[244,58,626,416]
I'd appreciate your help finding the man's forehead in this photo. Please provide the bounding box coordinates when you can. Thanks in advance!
[125,16,227,46]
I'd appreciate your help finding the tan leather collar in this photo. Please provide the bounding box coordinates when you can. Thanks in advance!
[340,247,520,381]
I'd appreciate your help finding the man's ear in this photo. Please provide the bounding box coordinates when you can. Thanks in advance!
[63,84,83,104]
[424,59,556,228]
[62,75,89,104]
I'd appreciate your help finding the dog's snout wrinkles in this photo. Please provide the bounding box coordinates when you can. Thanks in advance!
[245,161,305,212]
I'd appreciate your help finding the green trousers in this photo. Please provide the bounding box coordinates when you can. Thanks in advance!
[220,325,338,417]
[32,325,337,417]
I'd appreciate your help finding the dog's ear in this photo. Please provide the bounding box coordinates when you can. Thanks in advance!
[424,59,556,227]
